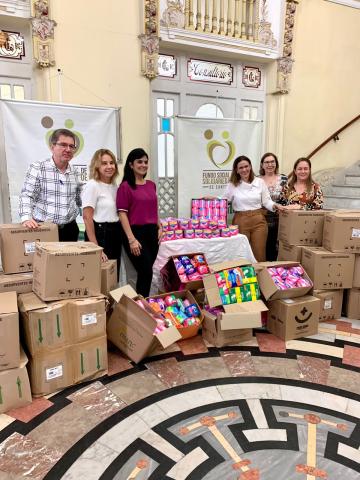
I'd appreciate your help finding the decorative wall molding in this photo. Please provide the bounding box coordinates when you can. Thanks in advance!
[160,0,185,28]
[0,30,25,59]
[276,0,299,94]
[242,66,261,88]
[258,0,277,48]
[31,0,56,68]
[140,0,161,79]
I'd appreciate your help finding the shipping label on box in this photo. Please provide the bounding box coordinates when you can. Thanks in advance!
[323,211,360,253]
[0,223,58,274]
[101,259,117,296]
[0,272,33,294]
[278,211,325,246]
[107,285,181,363]
[301,247,355,290]
[0,350,31,413]
[32,242,102,301]
[0,292,20,371]
[345,288,360,320]
[267,295,320,341]
[18,292,106,355]
[277,242,303,262]
[313,289,343,322]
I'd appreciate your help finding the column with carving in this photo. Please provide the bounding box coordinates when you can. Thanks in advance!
[248,0,255,41]
[31,0,56,68]
[241,0,247,39]
[233,0,240,38]
[211,0,218,33]
[204,0,211,32]
[276,0,299,93]
[139,0,160,79]
[196,0,202,30]
[219,0,225,35]
[188,0,195,29]
[226,0,233,36]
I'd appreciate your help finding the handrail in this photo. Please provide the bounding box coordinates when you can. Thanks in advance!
[307,114,360,159]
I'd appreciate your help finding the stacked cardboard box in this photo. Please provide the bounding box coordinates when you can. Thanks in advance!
[18,241,107,396]
[0,292,32,412]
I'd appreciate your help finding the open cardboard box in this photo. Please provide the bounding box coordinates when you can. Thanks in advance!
[201,309,253,347]
[160,252,209,292]
[203,259,268,331]
[147,290,204,340]
[256,261,313,301]
[107,285,181,363]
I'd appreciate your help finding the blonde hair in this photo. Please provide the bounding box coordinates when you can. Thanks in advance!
[89,149,118,183]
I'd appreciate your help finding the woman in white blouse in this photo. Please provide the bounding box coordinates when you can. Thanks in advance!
[81,149,121,278]
[224,155,283,262]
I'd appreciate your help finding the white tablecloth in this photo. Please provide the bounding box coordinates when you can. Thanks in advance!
[151,234,256,293]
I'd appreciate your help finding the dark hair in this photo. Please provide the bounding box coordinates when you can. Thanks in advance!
[288,157,314,192]
[259,152,279,176]
[50,128,77,147]
[122,148,149,189]
[229,155,254,186]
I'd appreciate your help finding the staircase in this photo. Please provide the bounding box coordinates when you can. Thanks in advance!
[313,160,360,209]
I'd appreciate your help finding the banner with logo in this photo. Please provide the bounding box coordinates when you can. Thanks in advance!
[0,99,120,222]
[177,117,262,217]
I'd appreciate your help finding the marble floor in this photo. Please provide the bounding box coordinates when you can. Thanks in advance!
[0,318,360,479]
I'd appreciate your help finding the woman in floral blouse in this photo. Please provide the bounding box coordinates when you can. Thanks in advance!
[280,157,324,210]
[259,152,287,260]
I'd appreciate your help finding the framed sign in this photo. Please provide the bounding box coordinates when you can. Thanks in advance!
[0,31,25,60]
[187,58,233,85]
[158,54,177,78]
[242,66,261,88]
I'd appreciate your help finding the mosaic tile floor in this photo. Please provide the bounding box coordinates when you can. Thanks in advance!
[0,318,360,479]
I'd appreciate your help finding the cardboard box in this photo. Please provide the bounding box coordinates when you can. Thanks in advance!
[301,247,355,290]
[160,252,209,292]
[257,261,313,301]
[101,259,118,296]
[323,211,360,253]
[277,242,303,262]
[353,255,360,288]
[0,272,33,294]
[344,288,360,320]
[0,349,32,413]
[202,310,253,347]
[0,223,58,274]
[147,290,204,340]
[278,210,326,246]
[267,295,320,341]
[313,289,343,322]
[107,285,182,363]
[28,335,107,396]
[32,242,102,301]
[18,292,106,355]
[0,292,20,371]
[203,259,268,329]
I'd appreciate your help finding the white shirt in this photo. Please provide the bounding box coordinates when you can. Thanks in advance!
[223,177,275,212]
[81,179,119,222]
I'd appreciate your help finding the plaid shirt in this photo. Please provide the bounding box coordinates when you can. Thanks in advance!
[19,158,82,224]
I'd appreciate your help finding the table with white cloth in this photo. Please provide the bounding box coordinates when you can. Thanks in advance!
[150,234,256,294]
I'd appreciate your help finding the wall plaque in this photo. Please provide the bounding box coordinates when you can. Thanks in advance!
[187,59,233,85]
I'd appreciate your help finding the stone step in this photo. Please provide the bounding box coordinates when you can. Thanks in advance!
[324,194,360,209]
[323,184,360,197]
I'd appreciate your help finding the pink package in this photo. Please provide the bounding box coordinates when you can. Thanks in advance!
[179,218,190,229]
[199,218,208,229]
[189,218,200,228]
[184,229,195,239]
[160,219,169,231]
[192,199,200,207]
[174,229,183,240]
[229,225,239,236]
[220,199,227,208]
[163,230,175,241]
[296,277,311,287]
[221,227,231,237]
[218,219,227,228]
[168,219,178,230]
[208,220,218,230]
[212,229,221,238]
[203,229,212,239]
[219,208,227,216]
[194,229,203,239]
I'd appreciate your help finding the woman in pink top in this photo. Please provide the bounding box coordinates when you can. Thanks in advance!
[117,148,161,296]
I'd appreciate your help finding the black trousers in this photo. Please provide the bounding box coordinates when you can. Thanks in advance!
[85,221,122,279]
[58,220,79,242]
[121,224,159,297]
[265,211,279,261]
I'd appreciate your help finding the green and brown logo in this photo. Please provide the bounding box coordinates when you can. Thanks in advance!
[204,129,236,168]
[41,116,84,156]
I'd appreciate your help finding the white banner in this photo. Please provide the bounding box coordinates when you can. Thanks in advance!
[0,99,120,222]
[177,117,262,217]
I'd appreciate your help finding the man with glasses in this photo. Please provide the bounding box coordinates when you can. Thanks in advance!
[19,128,82,241]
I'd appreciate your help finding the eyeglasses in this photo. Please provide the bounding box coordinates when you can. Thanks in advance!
[55,142,77,151]
[263,160,276,165]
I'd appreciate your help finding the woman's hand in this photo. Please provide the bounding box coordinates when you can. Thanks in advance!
[101,251,108,262]
[285,204,301,210]
[129,238,142,256]
[274,203,286,212]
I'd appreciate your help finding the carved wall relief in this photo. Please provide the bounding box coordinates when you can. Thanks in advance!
[31,0,56,67]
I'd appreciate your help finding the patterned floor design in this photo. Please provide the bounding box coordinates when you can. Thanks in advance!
[0,318,360,479]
